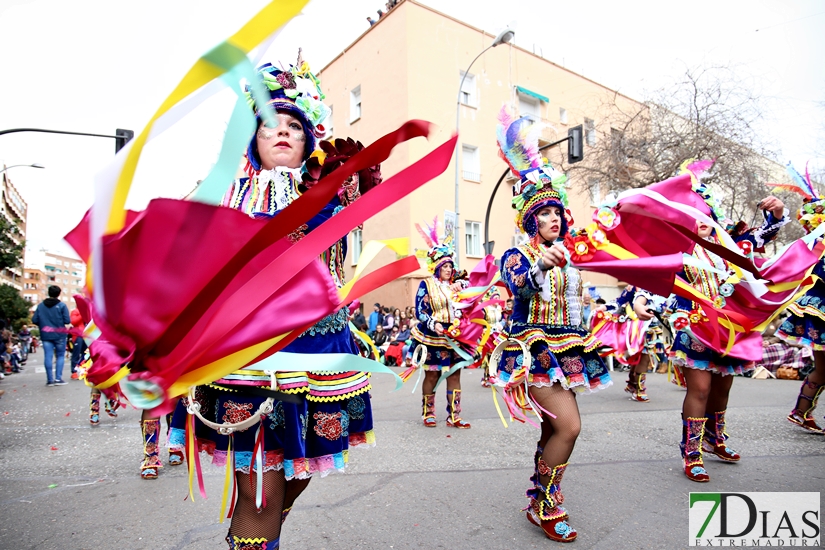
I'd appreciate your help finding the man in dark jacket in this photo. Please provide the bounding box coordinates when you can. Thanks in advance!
[31,286,71,386]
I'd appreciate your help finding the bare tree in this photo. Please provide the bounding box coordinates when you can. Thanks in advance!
[568,65,789,231]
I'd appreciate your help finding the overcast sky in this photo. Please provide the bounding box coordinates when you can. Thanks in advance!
[0,0,822,259]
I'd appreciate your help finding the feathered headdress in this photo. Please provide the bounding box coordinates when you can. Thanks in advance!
[496,104,569,237]
[765,162,824,234]
[415,216,455,275]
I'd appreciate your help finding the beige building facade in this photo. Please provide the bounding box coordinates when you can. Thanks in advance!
[0,170,27,291]
[22,267,47,309]
[319,0,634,309]
[42,252,85,310]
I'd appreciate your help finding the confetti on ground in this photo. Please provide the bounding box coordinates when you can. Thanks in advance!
[50,446,58,451]
[47,484,58,489]
[65,412,71,416]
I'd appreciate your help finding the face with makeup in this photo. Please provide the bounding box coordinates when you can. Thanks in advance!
[438,262,454,282]
[255,112,307,170]
[535,205,563,242]
[696,221,713,239]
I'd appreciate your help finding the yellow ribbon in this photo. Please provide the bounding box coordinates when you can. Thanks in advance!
[338,238,409,301]
[219,436,233,523]
[94,366,131,390]
[491,386,509,428]
[105,0,310,236]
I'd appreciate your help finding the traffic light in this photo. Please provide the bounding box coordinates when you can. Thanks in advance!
[115,128,134,153]
[567,125,583,164]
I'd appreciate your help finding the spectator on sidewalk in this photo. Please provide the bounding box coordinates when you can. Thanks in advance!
[31,286,71,386]
[368,303,383,336]
[382,306,395,331]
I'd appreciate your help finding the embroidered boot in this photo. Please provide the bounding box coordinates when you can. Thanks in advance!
[140,419,162,480]
[703,410,741,461]
[680,417,710,482]
[524,441,543,507]
[628,372,650,402]
[445,389,471,428]
[787,377,825,434]
[422,393,437,427]
[281,506,292,525]
[226,534,279,549]
[104,398,119,418]
[89,393,100,426]
[526,461,576,542]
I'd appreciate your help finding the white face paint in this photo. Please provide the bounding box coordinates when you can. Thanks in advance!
[535,206,562,242]
[697,222,713,238]
[256,112,306,170]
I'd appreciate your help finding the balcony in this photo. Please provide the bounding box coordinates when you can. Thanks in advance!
[462,171,480,183]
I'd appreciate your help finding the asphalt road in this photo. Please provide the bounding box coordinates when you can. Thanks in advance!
[1,349,823,549]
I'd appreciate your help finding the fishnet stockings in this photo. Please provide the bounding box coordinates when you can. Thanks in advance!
[529,383,581,480]
[796,351,825,414]
[229,470,287,541]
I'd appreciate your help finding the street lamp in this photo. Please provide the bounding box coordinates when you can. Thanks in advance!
[0,163,45,175]
[453,27,514,268]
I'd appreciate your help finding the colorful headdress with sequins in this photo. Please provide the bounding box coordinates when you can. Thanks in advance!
[245,50,331,170]
[496,104,569,237]
[766,162,824,235]
[415,216,454,275]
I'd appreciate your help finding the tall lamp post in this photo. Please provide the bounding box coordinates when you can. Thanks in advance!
[453,27,514,269]
[0,163,45,175]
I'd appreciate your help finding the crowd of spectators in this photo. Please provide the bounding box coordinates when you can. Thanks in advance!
[366,0,400,26]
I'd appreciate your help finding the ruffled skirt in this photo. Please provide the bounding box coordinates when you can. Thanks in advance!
[777,279,825,351]
[170,386,374,478]
[669,330,753,376]
[411,327,463,372]
[498,324,611,394]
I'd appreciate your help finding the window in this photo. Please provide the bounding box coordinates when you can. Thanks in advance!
[518,94,540,122]
[459,71,476,106]
[465,221,482,257]
[351,228,363,265]
[584,118,596,146]
[589,178,601,206]
[350,86,361,122]
[559,107,568,124]
[462,145,480,182]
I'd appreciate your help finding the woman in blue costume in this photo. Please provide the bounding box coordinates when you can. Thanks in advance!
[652,171,788,482]
[495,107,611,543]
[410,219,472,429]
[171,56,377,550]
[776,178,825,434]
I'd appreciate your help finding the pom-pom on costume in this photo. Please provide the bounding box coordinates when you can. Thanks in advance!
[773,163,825,433]
[493,105,611,543]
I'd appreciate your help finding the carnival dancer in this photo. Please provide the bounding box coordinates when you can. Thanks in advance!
[495,106,611,542]
[410,219,472,428]
[668,210,787,480]
[774,164,825,434]
[632,164,789,482]
[591,285,656,401]
[188,57,381,549]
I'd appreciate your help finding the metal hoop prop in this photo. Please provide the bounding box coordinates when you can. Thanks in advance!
[187,371,278,435]
[488,338,532,380]
[411,343,428,368]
